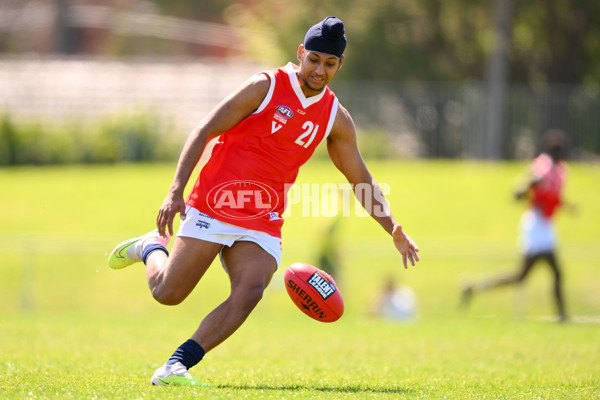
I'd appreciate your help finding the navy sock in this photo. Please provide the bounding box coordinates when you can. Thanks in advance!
[142,243,168,264]
[166,339,205,369]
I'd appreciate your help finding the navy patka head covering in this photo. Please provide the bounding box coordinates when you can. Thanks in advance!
[304,16,346,58]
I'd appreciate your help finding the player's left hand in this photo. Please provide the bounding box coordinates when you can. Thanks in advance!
[392,224,420,269]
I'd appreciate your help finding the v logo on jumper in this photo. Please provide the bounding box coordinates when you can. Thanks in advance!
[271,121,283,134]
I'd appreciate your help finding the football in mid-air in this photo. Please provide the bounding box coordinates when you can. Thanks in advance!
[284,262,344,322]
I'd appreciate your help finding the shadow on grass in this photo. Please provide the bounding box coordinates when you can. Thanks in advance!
[217,383,414,395]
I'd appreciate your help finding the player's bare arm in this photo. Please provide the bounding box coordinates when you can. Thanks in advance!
[327,104,420,268]
[157,74,272,236]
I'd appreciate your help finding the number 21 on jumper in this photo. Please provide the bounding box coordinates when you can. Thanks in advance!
[295,121,319,148]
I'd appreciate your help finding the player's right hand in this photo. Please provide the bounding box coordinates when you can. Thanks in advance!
[156,192,187,237]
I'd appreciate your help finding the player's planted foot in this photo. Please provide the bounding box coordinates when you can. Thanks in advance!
[108,229,169,269]
[459,285,474,309]
[151,362,209,387]
[557,312,568,323]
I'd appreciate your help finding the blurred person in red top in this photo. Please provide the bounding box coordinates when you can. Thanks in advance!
[462,129,570,322]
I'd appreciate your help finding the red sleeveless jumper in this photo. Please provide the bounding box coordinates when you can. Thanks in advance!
[186,63,339,238]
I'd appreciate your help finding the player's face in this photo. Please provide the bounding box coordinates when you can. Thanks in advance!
[297,45,343,96]
[548,144,563,162]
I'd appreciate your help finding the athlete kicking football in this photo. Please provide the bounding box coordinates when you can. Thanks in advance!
[107,16,419,386]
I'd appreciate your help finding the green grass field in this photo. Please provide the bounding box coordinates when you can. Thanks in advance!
[1,159,599,399]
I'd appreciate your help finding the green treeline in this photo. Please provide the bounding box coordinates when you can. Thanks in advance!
[0,113,180,166]
[154,0,600,85]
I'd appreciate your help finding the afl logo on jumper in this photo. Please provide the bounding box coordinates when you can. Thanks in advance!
[206,180,280,220]
[276,105,294,119]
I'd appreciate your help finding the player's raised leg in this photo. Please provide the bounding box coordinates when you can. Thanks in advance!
[460,255,538,308]
[144,236,223,305]
[107,229,170,270]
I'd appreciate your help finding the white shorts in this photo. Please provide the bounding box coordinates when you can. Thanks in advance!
[177,206,282,267]
[519,208,556,256]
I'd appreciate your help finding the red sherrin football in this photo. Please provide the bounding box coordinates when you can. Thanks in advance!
[284,262,344,322]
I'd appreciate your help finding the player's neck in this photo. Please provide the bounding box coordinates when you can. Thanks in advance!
[296,72,326,98]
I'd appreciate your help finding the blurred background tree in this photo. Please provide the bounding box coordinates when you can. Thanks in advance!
[150,0,234,19]
[226,0,600,85]
[510,0,599,85]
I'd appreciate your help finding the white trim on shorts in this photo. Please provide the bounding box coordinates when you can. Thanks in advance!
[519,207,556,256]
[177,205,282,268]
